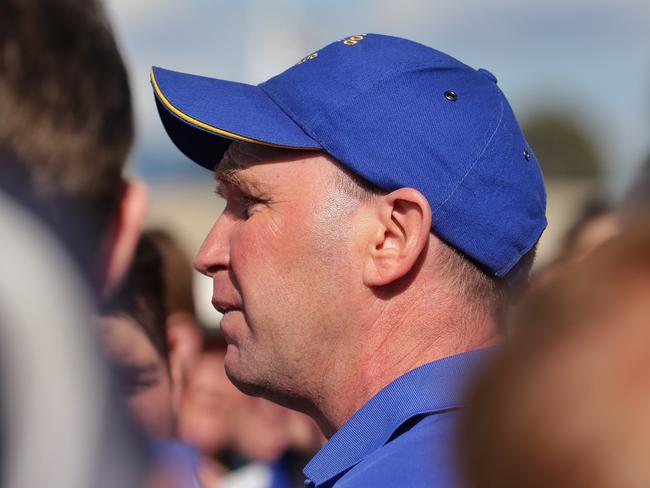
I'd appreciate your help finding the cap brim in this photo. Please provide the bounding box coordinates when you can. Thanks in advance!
[151,66,321,170]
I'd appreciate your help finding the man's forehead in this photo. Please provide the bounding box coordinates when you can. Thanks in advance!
[219,142,311,170]
[215,143,280,191]
[215,142,331,184]
[219,142,270,170]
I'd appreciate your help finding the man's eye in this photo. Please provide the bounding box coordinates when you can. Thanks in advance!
[239,196,266,217]
[113,364,159,397]
[219,188,268,219]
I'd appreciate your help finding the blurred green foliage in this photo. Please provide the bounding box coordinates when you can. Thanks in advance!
[523,113,603,184]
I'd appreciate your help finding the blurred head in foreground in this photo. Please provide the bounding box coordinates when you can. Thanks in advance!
[459,223,650,487]
[0,0,150,486]
[101,234,175,440]
[0,0,147,295]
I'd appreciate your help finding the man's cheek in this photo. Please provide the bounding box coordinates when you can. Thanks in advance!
[229,223,270,269]
[240,216,302,262]
[230,228,284,301]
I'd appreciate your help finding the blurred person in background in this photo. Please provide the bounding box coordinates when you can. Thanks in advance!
[529,153,650,293]
[101,230,216,487]
[528,199,620,292]
[100,234,176,440]
[151,34,546,487]
[179,334,323,488]
[559,200,620,264]
[0,0,149,486]
[284,410,326,469]
[459,223,650,488]
[222,396,320,488]
[147,228,204,411]
[178,334,242,486]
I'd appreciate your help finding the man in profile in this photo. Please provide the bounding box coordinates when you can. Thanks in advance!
[151,34,546,486]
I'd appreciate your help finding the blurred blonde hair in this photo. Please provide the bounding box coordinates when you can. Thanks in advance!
[459,223,650,488]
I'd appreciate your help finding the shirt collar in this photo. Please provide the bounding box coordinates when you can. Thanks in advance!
[303,348,493,487]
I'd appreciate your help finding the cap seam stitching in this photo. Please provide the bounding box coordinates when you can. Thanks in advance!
[261,60,467,141]
[430,88,505,219]
[257,83,325,145]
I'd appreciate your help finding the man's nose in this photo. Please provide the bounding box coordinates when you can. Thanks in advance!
[193,215,231,277]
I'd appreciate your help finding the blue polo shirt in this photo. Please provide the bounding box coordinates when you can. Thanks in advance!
[303,349,492,488]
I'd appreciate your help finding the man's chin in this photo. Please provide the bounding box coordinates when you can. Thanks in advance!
[223,349,264,397]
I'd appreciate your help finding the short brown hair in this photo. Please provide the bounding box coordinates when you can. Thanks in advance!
[0,0,134,289]
[331,163,537,313]
[0,0,133,212]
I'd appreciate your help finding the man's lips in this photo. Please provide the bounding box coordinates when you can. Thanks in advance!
[211,299,241,315]
[215,305,242,345]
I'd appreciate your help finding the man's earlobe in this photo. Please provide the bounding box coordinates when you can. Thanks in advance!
[362,188,432,287]
[101,179,149,297]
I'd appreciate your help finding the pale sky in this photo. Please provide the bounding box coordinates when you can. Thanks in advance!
[105,0,650,196]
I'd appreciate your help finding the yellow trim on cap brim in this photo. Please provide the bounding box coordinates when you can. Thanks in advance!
[150,68,319,151]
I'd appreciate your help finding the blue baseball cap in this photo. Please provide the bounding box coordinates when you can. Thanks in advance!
[151,33,546,278]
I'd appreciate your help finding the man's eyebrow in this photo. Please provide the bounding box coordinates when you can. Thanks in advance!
[214,166,243,186]
[213,143,272,195]
[214,164,267,197]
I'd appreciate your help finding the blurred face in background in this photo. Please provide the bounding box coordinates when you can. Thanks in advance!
[100,314,175,440]
[286,409,326,456]
[233,396,290,463]
[166,311,203,410]
[178,349,243,453]
[145,228,204,412]
[566,212,620,263]
[178,345,295,463]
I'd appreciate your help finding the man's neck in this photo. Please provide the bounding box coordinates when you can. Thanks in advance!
[310,302,498,438]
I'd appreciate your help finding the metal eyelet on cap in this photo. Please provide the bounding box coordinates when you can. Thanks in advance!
[523,149,531,161]
[444,90,457,102]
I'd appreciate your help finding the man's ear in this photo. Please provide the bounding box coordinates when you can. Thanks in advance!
[362,188,432,287]
[101,180,149,297]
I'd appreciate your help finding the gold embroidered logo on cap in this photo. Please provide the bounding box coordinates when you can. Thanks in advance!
[297,52,319,65]
[342,34,365,46]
